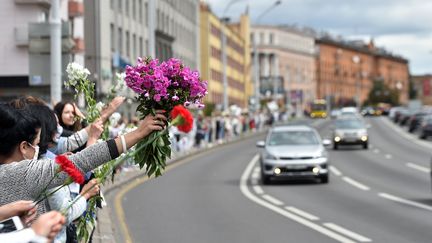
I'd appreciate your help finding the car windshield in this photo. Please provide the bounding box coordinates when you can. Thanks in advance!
[268,131,319,146]
[335,119,365,129]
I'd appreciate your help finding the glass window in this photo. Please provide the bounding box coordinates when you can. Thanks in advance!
[125,0,129,16]
[269,33,273,44]
[260,32,264,44]
[139,37,143,57]
[118,28,122,55]
[110,24,114,51]
[126,31,130,57]
[139,0,142,23]
[132,0,136,20]
[133,34,136,61]
[269,131,319,146]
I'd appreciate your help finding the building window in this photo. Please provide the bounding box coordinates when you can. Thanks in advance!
[260,32,264,44]
[118,28,122,55]
[125,0,129,16]
[126,31,130,58]
[269,33,273,44]
[139,0,142,23]
[132,0,136,20]
[139,37,143,57]
[110,24,114,51]
[118,0,122,13]
[133,34,136,61]
[145,2,148,26]
[250,33,254,44]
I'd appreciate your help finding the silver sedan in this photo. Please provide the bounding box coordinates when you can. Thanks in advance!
[257,125,331,184]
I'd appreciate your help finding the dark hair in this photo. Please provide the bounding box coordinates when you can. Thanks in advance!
[0,103,41,158]
[54,101,82,132]
[10,97,58,155]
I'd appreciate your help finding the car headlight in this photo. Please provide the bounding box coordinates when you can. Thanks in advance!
[265,153,277,160]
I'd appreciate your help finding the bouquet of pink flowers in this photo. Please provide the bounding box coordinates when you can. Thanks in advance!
[125,57,207,177]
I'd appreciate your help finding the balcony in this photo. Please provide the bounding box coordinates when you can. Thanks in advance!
[15,0,50,8]
[68,1,84,17]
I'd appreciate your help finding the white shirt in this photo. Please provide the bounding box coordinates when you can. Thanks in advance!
[0,228,47,243]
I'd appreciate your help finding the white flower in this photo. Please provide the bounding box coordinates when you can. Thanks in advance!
[65,62,91,87]
[95,102,105,113]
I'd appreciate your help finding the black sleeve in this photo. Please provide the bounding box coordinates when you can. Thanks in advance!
[106,139,120,159]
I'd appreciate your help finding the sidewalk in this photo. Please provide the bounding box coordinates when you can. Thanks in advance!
[92,129,268,243]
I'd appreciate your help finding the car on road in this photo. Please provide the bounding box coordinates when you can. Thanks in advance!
[332,118,369,149]
[256,125,331,184]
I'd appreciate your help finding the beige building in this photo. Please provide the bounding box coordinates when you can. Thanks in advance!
[251,25,316,112]
[200,3,251,109]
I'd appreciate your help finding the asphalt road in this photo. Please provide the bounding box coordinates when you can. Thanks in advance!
[112,117,432,243]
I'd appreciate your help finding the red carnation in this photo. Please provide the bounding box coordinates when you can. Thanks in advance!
[55,155,85,184]
[170,105,193,133]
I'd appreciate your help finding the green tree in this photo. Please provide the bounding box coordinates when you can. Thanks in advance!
[367,80,399,105]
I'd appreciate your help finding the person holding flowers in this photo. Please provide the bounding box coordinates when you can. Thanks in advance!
[0,102,167,216]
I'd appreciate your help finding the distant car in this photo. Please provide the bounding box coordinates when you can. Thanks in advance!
[418,115,432,139]
[256,125,330,184]
[330,109,341,119]
[332,118,368,149]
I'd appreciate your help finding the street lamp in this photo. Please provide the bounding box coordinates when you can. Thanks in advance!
[352,55,361,111]
[252,0,282,111]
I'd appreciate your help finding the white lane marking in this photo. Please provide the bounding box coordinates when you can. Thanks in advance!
[342,177,370,191]
[253,167,260,174]
[378,193,432,212]
[262,194,284,206]
[251,172,260,179]
[324,223,372,242]
[406,163,431,173]
[329,166,342,176]
[385,154,392,159]
[240,155,358,243]
[373,149,380,154]
[252,185,264,194]
[285,206,320,221]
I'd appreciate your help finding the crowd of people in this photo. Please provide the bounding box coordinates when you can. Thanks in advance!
[0,95,167,242]
[0,94,280,242]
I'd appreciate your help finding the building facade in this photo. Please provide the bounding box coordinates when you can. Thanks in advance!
[200,3,251,109]
[412,74,432,105]
[85,0,199,96]
[316,38,409,106]
[251,25,316,112]
[0,0,77,102]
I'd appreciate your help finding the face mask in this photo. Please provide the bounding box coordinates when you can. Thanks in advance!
[53,125,63,143]
[24,142,39,160]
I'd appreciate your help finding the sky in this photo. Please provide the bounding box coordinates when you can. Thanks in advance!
[205,0,432,75]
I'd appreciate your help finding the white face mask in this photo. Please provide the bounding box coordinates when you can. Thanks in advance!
[24,142,39,160]
[53,125,63,143]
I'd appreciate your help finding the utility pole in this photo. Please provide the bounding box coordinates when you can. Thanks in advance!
[353,55,361,111]
[50,0,62,104]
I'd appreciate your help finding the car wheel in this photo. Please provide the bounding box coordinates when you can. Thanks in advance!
[320,174,329,183]
[333,143,338,150]
[420,133,427,139]
[363,142,368,149]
